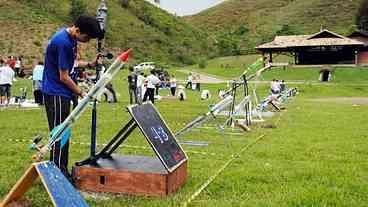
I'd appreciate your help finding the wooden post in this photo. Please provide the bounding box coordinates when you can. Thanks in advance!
[1,165,38,206]
[294,51,297,64]
[355,50,358,65]
[269,52,273,63]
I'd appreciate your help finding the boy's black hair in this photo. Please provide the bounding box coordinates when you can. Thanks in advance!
[74,15,104,39]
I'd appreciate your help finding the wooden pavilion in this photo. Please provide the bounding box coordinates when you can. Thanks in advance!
[256,29,365,65]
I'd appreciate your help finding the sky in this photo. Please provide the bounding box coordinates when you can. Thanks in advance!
[145,0,226,16]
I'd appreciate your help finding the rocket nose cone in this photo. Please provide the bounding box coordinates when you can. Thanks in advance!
[118,48,133,62]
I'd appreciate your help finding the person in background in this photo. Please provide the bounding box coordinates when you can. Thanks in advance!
[127,66,137,104]
[0,59,15,106]
[218,89,226,99]
[185,72,193,89]
[177,85,186,101]
[169,75,177,96]
[155,71,164,95]
[275,80,281,93]
[142,74,148,101]
[196,74,201,91]
[136,72,145,103]
[143,70,160,104]
[192,75,197,90]
[280,80,286,92]
[14,56,22,77]
[201,89,211,100]
[32,61,44,105]
[155,80,160,95]
[7,56,16,70]
[270,79,280,94]
[105,83,117,103]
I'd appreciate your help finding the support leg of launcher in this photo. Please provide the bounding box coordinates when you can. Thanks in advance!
[1,162,88,207]
[270,101,281,111]
[235,120,251,132]
[175,95,234,137]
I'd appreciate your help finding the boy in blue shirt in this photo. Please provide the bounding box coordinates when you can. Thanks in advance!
[43,15,104,177]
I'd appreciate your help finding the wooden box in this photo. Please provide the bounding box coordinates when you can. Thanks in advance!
[72,155,187,197]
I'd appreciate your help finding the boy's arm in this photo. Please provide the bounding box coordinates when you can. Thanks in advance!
[59,69,85,97]
[76,54,102,68]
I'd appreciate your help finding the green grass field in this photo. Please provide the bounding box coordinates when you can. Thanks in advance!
[1,65,368,206]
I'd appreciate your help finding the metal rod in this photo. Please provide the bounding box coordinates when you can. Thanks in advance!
[97,118,136,156]
[106,123,138,156]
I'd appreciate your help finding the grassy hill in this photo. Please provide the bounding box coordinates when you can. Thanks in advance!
[0,0,215,66]
[185,0,362,55]
[0,0,365,66]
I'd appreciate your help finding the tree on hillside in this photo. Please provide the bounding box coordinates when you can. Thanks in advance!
[70,0,87,21]
[234,25,249,36]
[198,58,207,69]
[276,24,296,36]
[216,33,241,56]
[356,0,368,31]
[121,0,130,8]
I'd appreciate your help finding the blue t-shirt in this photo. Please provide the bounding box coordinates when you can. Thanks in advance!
[42,28,77,99]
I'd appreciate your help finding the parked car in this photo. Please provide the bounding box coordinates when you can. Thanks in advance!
[133,62,155,72]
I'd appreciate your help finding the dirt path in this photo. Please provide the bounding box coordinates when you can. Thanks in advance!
[177,69,227,84]
[177,69,319,85]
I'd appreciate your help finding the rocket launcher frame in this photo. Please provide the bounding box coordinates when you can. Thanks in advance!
[174,95,234,137]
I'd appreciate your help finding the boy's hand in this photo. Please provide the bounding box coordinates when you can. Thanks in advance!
[80,91,87,98]
[88,54,103,68]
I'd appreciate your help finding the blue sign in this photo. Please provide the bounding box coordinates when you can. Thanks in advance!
[36,162,89,207]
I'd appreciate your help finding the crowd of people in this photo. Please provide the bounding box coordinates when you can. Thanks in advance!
[257,79,288,111]
[256,79,296,112]
[270,79,286,95]
[0,55,46,107]
[185,72,201,91]
[1,54,207,108]
[126,69,207,105]
[127,67,179,104]
[0,56,120,108]
[2,57,211,109]
[0,55,27,77]
[2,57,185,108]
